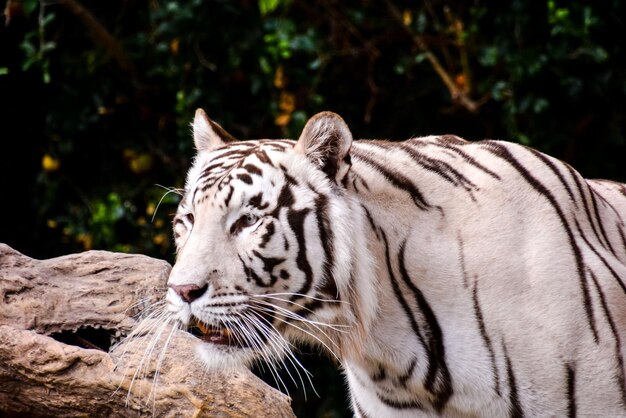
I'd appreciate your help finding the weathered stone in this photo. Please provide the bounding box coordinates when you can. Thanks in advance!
[0,243,294,417]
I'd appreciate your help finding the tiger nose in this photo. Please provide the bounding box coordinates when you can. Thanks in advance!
[170,283,208,303]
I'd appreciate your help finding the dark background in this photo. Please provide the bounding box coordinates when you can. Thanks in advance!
[1,0,625,416]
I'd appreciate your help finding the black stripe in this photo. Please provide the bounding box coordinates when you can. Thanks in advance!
[438,134,468,145]
[429,141,502,180]
[236,173,253,184]
[399,143,478,192]
[379,230,430,382]
[252,250,285,285]
[576,220,626,296]
[398,359,417,387]
[248,192,269,210]
[253,149,273,165]
[315,194,338,299]
[223,185,235,208]
[371,364,386,382]
[619,226,626,260]
[458,234,469,288]
[288,208,314,300]
[292,298,323,319]
[566,364,576,418]
[472,277,501,396]
[353,398,371,418]
[242,163,263,176]
[351,148,430,210]
[369,141,455,186]
[273,183,294,212]
[398,240,453,411]
[484,142,598,342]
[588,269,626,407]
[589,181,626,225]
[258,221,275,249]
[503,341,524,418]
[198,161,234,181]
[361,204,381,241]
[238,254,269,287]
[528,149,578,208]
[588,185,616,254]
[377,394,425,410]
[566,165,611,254]
[352,172,371,191]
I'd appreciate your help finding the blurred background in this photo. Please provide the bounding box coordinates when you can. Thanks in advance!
[1,0,625,416]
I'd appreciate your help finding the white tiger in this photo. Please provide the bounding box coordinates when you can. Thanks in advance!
[165,109,626,417]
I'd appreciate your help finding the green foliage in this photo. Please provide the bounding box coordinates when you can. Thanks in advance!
[2,0,625,416]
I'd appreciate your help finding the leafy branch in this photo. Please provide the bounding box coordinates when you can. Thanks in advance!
[384,0,485,113]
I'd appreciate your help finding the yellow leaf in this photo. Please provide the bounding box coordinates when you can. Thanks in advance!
[123,148,137,160]
[170,38,180,55]
[76,233,93,250]
[154,218,165,228]
[42,154,60,172]
[279,91,295,114]
[129,154,153,175]
[46,219,58,228]
[153,233,167,246]
[403,10,413,26]
[274,113,291,126]
[273,65,285,88]
[454,73,468,92]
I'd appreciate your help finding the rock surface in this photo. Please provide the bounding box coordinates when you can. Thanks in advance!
[0,243,295,417]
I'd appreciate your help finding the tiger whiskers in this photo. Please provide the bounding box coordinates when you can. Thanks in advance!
[250,294,350,359]
[252,295,351,333]
[113,302,170,369]
[130,314,175,398]
[149,318,180,412]
[111,300,179,412]
[152,184,183,223]
[235,314,293,395]
[250,303,342,362]
[257,292,350,305]
[239,311,319,399]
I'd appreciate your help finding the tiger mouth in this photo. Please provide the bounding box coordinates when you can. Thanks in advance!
[188,316,244,348]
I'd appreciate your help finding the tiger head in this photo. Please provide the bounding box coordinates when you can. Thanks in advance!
[166,109,374,370]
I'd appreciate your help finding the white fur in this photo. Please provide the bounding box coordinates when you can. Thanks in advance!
[166,112,626,417]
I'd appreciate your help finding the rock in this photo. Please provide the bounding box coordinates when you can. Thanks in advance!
[0,244,294,417]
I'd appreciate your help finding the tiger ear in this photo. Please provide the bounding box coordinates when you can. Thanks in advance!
[294,111,353,183]
[192,108,237,152]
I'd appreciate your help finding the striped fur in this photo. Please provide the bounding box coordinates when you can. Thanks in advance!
[166,109,626,417]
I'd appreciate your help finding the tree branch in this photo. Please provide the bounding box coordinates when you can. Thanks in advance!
[384,0,481,113]
[57,0,136,78]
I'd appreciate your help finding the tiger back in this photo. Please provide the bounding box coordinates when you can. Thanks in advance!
[165,109,626,417]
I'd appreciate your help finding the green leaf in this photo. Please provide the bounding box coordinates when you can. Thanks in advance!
[491,80,510,101]
[414,52,428,63]
[42,12,56,27]
[259,0,281,16]
[308,57,322,70]
[259,56,272,74]
[0,67,8,76]
[533,98,549,113]
[20,40,36,57]
[23,0,38,14]
[41,41,57,54]
[478,46,499,67]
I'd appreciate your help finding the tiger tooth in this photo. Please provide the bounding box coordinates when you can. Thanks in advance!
[195,319,209,334]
